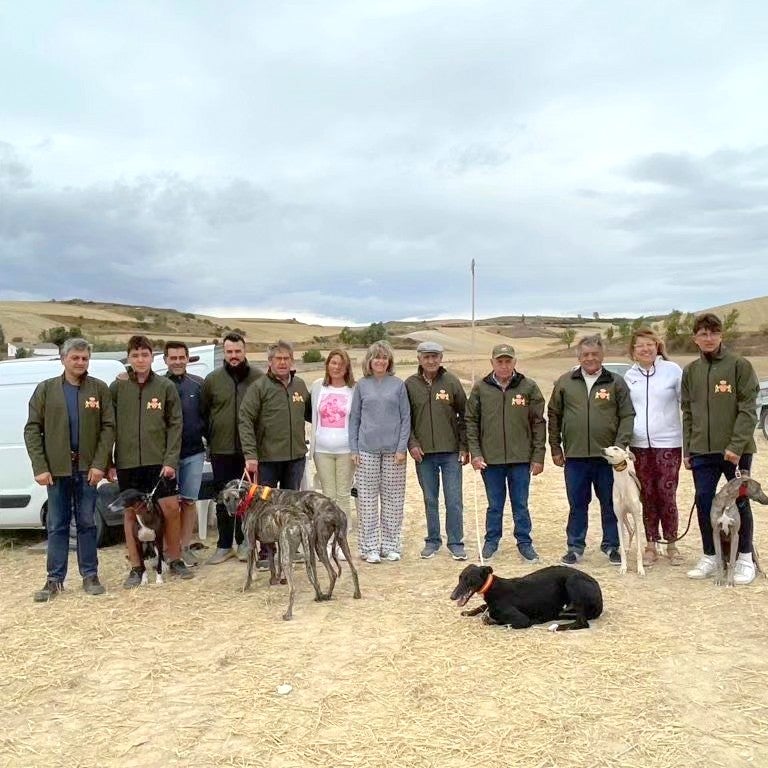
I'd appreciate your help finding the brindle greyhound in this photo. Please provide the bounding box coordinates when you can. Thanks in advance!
[219,480,362,602]
[711,473,768,587]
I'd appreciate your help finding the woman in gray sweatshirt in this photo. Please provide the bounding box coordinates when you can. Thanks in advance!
[349,341,411,563]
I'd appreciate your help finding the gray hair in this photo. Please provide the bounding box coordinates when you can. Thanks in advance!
[60,337,92,357]
[576,334,604,355]
[267,340,294,359]
[362,340,395,376]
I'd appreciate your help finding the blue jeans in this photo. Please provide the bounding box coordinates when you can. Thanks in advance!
[481,463,533,547]
[415,452,464,548]
[177,451,205,501]
[564,457,618,553]
[259,458,306,490]
[692,453,753,555]
[47,472,99,582]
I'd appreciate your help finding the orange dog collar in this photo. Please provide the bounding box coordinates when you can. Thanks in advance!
[476,573,494,595]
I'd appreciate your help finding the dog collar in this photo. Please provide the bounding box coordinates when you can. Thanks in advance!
[476,574,494,595]
[236,484,272,517]
[738,481,749,499]
[613,460,628,472]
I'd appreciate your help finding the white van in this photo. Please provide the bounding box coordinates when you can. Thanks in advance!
[0,344,218,542]
[0,357,126,531]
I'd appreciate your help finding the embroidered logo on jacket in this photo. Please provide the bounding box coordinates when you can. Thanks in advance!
[84,397,100,409]
[714,380,733,394]
[147,397,163,410]
[292,392,305,403]
[435,389,450,402]
[511,394,527,406]
[595,388,611,401]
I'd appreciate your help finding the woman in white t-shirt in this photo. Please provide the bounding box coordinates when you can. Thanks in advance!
[310,349,356,519]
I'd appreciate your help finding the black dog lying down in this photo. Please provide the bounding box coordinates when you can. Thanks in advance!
[451,565,603,631]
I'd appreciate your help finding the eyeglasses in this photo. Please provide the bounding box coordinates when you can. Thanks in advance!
[694,330,722,339]
[633,342,657,350]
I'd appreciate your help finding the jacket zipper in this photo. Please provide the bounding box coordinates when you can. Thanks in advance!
[706,359,712,452]
[586,378,591,453]
[137,386,143,465]
[286,384,294,455]
[427,377,435,449]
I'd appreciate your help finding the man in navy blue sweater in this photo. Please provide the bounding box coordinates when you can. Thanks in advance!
[164,342,207,565]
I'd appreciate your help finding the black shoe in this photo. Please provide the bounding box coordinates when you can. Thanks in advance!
[481,543,497,560]
[561,551,582,565]
[82,575,106,595]
[169,559,195,580]
[608,549,622,565]
[123,567,146,589]
[34,579,63,603]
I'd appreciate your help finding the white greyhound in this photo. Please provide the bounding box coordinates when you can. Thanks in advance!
[602,446,645,577]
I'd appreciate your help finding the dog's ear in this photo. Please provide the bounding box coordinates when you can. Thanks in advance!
[627,449,636,462]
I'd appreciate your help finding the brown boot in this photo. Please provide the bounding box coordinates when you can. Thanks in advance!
[667,543,684,566]
[643,544,658,567]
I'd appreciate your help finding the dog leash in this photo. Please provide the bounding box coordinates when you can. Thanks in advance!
[657,497,696,545]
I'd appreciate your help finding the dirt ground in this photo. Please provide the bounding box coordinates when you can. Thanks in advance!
[2,437,768,768]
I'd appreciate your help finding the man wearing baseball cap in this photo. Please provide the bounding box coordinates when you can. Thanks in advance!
[466,344,546,562]
[405,340,468,560]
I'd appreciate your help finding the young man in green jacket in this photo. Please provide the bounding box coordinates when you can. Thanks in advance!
[24,338,114,602]
[466,344,546,562]
[110,335,192,587]
[548,334,635,566]
[405,341,469,561]
[682,313,760,584]
[200,332,262,565]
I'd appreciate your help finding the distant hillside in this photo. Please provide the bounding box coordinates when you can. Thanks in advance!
[701,296,768,332]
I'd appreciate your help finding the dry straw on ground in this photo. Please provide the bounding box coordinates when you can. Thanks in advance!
[2,441,768,767]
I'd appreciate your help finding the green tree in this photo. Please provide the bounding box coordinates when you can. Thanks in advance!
[560,328,577,349]
[605,326,614,342]
[15,347,32,358]
[722,308,740,342]
[593,311,600,320]
[302,348,323,363]
[0,322,5,349]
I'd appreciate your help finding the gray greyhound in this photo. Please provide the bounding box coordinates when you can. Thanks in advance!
[219,481,362,602]
[711,474,768,587]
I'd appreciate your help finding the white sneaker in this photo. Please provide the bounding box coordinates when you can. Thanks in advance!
[383,551,400,562]
[364,552,381,564]
[327,544,347,562]
[733,553,756,586]
[687,554,717,579]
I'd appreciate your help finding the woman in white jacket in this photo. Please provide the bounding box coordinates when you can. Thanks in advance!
[625,328,683,566]
[310,349,356,527]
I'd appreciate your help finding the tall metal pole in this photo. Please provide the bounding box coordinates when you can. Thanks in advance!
[470,258,476,385]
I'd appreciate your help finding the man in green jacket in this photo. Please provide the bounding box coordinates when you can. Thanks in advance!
[24,338,114,602]
[406,341,468,561]
[682,313,760,584]
[201,332,263,564]
[240,340,310,489]
[548,334,635,566]
[110,335,192,587]
[466,344,546,562]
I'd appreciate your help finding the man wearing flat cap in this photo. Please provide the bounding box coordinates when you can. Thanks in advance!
[466,343,546,562]
[405,341,469,560]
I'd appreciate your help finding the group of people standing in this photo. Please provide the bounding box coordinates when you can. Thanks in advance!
[24,310,761,602]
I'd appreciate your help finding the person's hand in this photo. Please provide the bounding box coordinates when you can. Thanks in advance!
[351,454,360,467]
[34,471,53,486]
[471,456,487,471]
[459,452,470,465]
[409,446,424,462]
[551,453,565,468]
[161,465,176,480]
[724,450,740,466]
[530,462,544,476]
[245,459,258,476]
[87,468,105,486]
[394,452,407,465]
[683,456,692,470]
[107,467,117,482]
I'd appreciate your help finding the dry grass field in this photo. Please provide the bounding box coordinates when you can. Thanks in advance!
[2,440,768,768]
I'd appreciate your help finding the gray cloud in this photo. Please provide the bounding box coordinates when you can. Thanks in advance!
[1,2,768,322]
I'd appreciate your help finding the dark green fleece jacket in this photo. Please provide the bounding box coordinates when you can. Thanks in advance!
[405,367,468,454]
[239,371,311,462]
[681,346,758,457]
[24,374,115,477]
[548,367,635,459]
[466,372,546,465]
[109,371,182,470]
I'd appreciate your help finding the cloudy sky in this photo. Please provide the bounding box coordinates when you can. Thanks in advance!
[1,1,766,325]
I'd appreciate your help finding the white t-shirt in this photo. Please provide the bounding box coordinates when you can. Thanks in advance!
[314,385,353,454]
